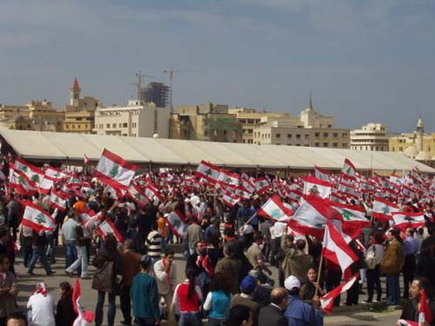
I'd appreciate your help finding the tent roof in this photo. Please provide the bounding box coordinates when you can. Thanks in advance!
[0,129,433,173]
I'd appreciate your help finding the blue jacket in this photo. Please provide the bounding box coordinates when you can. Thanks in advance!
[131,273,160,321]
[284,295,323,326]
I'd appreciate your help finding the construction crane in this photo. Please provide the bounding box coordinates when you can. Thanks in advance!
[135,71,155,101]
[163,69,179,112]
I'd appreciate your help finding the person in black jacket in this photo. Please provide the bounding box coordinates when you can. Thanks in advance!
[400,277,435,326]
[55,282,77,326]
[258,287,288,326]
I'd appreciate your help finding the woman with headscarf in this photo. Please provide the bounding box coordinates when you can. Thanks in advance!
[27,282,56,326]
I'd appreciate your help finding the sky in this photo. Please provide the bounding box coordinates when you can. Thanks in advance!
[0,0,434,133]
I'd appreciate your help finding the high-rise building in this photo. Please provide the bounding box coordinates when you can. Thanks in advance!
[140,82,169,108]
[350,123,389,151]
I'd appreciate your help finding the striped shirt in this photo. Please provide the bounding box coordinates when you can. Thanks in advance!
[146,231,162,258]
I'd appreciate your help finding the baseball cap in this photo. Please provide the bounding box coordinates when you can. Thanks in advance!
[284,275,301,291]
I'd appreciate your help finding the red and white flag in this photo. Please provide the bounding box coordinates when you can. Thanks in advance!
[302,176,333,199]
[50,191,68,211]
[254,177,270,194]
[127,183,148,207]
[166,211,187,237]
[72,279,95,326]
[96,220,125,243]
[320,273,359,314]
[288,195,339,238]
[22,202,57,232]
[222,190,241,207]
[218,170,240,189]
[341,158,357,179]
[45,167,68,181]
[419,289,433,325]
[94,149,138,190]
[83,154,90,165]
[144,184,162,204]
[392,212,426,231]
[9,169,37,196]
[38,176,55,195]
[258,195,293,222]
[323,220,359,274]
[329,201,371,238]
[195,161,220,183]
[372,197,400,222]
[14,158,45,186]
[314,166,331,181]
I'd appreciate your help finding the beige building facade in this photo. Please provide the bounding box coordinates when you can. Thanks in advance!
[63,79,99,134]
[350,122,389,151]
[95,100,170,138]
[389,118,434,164]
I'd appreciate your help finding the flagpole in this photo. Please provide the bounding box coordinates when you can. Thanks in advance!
[314,247,324,298]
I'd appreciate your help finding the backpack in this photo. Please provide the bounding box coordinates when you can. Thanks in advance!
[92,260,115,292]
[365,246,377,270]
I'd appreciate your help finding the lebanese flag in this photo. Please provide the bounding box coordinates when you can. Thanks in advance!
[22,202,57,232]
[9,169,37,196]
[323,220,359,274]
[218,170,240,189]
[72,279,95,326]
[81,211,103,232]
[288,188,303,203]
[341,158,357,179]
[258,195,293,222]
[235,187,251,200]
[337,182,360,199]
[167,211,187,237]
[144,184,162,204]
[94,149,138,190]
[14,158,45,186]
[45,166,68,181]
[83,154,90,165]
[302,176,333,199]
[288,195,339,238]
[372,197,400,222]
[222,190,241,207]
[195,161,220,184]
[39,176,55,195]
[419,289,433,324]
[96,219,125,243]
[392,212,426,231]
[314,166,331,181]
[320,273,359,314]
[329,201,370,238]
[254,177,270,194]
[241,177,256,194]
[50,191,68,211]
[127,183,148,207]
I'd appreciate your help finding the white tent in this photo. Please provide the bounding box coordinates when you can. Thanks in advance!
[0,129,433,173]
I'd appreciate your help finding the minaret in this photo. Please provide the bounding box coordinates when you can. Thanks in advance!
[70,78,81,107]
[416,116,424,152]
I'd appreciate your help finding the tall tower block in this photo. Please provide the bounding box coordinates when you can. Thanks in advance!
[416,117,424,152]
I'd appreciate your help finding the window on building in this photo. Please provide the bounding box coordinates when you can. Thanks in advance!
[315,142,320,147]
[123,123,128,128]
[112,123,116,128]
[106,124,110,128]
[296,144,300,146]
[314,132,320,138]
[118,123,122,127]
[276,133,281,138]
[342,143,347,148]
[304,134,309,140]
[399,147,403,151]
[287,134,292,138]
[328,124,332,128]
[296,134,301,139]
[323,132,328,137]
[333,133,338,137]
[333,143,338,148]
[342,133,347,138]
[323,142,328,147]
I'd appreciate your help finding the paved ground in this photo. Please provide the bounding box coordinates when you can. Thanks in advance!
[14,247,401,325]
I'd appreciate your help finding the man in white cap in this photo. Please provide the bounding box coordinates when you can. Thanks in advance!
[283,275,323,326]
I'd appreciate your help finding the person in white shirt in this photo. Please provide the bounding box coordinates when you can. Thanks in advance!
[363,233,385,303]
[27,282,56,326]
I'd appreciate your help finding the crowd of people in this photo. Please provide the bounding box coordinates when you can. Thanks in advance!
[0,156,433,326]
